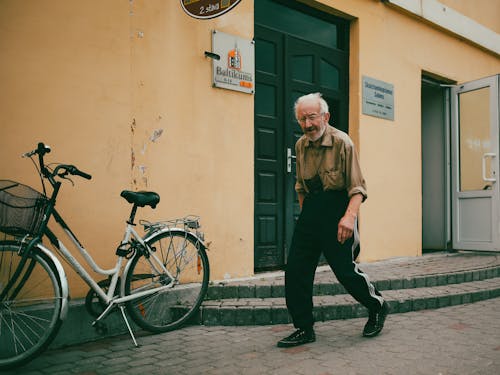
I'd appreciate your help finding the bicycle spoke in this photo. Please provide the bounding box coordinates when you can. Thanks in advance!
[0,241,63,370]
[125,231,209,332]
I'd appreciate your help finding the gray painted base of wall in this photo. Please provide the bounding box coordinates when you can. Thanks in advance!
[51,299,137,349]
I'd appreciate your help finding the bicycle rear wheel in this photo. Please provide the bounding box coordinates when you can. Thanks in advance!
[0,240,63,370]
[125,231,209,332]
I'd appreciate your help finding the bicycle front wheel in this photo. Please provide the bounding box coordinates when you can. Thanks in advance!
[125,231,209,332]
[0,240,64,370]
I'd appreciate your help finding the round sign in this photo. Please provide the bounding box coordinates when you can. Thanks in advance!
[180,0,242,20]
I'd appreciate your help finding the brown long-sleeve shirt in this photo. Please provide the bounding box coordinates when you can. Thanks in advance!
[295,125,367,200]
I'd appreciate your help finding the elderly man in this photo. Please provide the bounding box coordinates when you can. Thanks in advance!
[277,93,388,348]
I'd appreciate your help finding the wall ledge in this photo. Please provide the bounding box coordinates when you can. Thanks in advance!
[382,0,500,55]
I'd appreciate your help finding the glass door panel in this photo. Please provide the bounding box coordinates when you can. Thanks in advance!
[459,87,493,191]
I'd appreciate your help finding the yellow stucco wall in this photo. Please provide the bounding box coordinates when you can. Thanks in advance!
[1,0,499,297]
[0,0,132,297]
[128,0,254,283]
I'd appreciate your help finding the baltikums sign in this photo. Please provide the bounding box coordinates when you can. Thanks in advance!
[211,30,255,94]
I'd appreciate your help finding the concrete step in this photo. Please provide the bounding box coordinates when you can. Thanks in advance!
[197,276,500,326]
[205,263,500,300]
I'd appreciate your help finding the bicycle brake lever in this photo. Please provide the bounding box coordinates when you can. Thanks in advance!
[57,171,75,186]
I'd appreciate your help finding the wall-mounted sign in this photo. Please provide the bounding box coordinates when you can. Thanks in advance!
[362,76,394,121]
[181,0,242,19]
[211,30,255,94]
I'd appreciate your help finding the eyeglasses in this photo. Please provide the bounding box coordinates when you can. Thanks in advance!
[297,113,323,124]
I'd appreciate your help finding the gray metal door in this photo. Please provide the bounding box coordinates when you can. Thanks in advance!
[451,75,499,251]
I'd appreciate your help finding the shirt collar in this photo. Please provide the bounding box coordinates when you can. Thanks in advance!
[305,125,333,148]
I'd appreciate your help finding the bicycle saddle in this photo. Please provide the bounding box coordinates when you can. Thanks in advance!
[120,190,160,208]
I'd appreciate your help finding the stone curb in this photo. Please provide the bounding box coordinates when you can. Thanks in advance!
[197,276,500,326]
[205,265,500,300]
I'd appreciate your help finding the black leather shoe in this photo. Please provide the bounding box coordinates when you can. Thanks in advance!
[277,328,316,348]
[363,301,389,337]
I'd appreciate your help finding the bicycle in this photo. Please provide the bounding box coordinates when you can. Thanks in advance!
[0,142,210,369]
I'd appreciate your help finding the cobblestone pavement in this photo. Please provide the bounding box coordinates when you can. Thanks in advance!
[11,297,500,375]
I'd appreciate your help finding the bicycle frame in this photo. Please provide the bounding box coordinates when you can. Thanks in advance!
[43,208,175,320]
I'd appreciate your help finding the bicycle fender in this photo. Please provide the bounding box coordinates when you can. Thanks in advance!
[36,243,70,320]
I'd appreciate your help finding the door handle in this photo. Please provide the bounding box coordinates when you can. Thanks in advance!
[287,148,296,173]
[482,153,497,182]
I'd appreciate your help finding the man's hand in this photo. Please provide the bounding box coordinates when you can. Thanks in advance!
[338,212,356,244]
[298,192,305,210]
[337,193,363,244]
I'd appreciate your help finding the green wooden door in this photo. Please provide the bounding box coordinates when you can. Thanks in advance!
[254,0,349,270]
[254,25,286,269]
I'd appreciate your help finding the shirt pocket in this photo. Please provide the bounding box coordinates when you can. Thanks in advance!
[321,168,345,190]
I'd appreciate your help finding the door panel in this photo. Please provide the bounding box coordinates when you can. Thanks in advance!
[451,75,499,251]
[284,36,349,255]
[254,26,285,269]
[458,197,492,241]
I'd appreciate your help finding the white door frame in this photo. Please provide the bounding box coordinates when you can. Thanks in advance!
[451,75,499,251]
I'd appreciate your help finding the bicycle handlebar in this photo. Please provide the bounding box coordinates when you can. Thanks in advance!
[55,165,92,180]
[22,142,92,181]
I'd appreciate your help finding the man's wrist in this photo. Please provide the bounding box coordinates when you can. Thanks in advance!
[345,209,357,218]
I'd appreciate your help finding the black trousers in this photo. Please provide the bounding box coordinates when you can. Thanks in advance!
[285,189,384,329]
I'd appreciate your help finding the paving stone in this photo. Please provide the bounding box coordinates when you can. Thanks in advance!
[219,306,236,326]
[319,283,335,295]
[437,295,450,308]
[222,285,239,299]
[426,276,438,287]
[235,307,253,325]
[255,285,271,298]
[271,307,290,324]
[253,306,271,325]
[375,278,390,290]
[464,271,473,282]
[403,278,415,288]
[206,285,224,300]
[238,285,256,298]
[202,307,220,325]
[412,297,427,311]
[437,274,448,285]
[269,283,284,297]
[390,278,403,290]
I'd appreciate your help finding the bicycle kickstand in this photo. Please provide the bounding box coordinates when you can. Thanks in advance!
[92,302,139,347]
[119,305,139,347]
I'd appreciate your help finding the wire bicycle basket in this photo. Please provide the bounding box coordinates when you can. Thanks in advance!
[0,180,48,238]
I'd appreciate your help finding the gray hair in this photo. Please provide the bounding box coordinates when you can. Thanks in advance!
[294,92,329,117]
